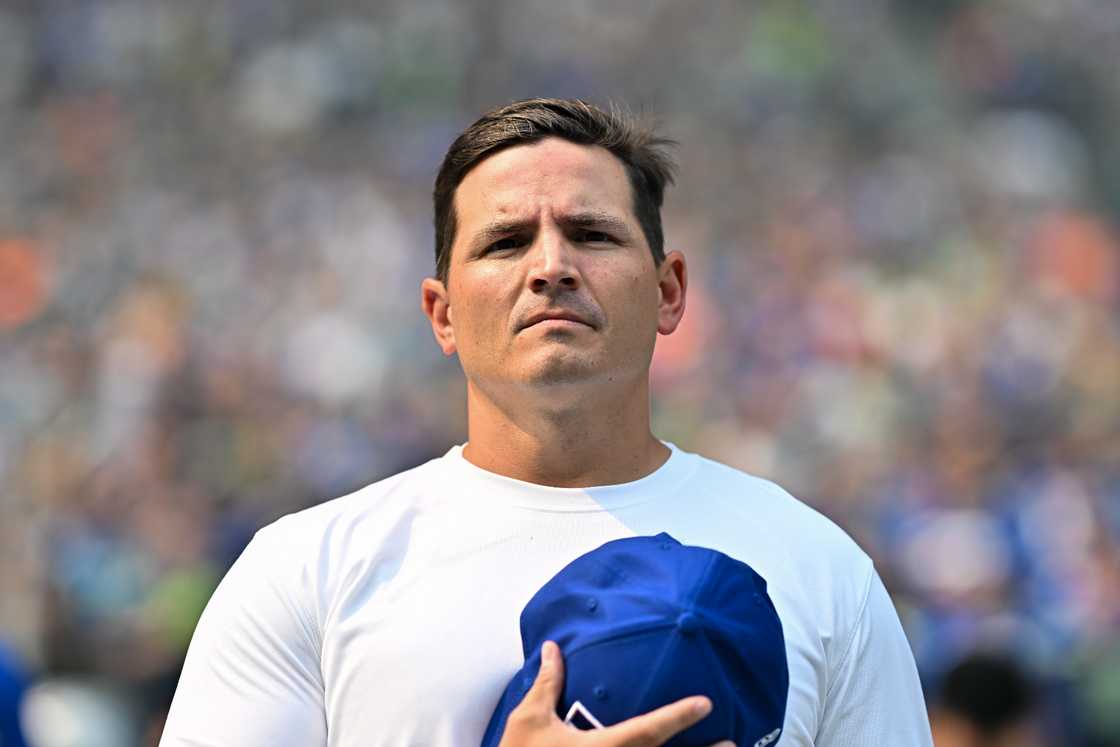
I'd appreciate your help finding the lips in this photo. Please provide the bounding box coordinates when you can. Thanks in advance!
[520,309,596,330]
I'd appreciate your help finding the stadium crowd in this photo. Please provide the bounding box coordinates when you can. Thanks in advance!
[1,1,1117,744]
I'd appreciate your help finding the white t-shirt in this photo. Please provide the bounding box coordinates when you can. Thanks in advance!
[160,444,932,746]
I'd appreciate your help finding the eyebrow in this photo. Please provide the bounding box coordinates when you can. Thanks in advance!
[471,211,635,246]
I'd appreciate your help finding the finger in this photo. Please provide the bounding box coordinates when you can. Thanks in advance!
[707,742,736,747]
[519,640,565,713]
[594,696,712,747]
[499,642,567,744]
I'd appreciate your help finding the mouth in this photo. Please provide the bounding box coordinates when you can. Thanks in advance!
[519,310,596,331]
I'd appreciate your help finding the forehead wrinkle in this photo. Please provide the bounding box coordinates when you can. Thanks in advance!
[452,139,638,252]
[470,209,636,248]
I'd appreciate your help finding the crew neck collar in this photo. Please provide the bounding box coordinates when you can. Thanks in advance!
[441,441,698,512]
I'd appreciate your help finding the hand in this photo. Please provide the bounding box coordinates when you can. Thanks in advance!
[498,640,734,747]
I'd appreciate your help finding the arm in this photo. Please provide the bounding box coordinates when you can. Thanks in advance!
[815,569,933,747]
[159,524,326,747]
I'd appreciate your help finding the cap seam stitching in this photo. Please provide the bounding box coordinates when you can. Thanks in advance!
[561,618,679,661]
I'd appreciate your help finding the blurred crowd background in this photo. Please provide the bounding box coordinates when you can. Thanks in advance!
[1,1,1118,745]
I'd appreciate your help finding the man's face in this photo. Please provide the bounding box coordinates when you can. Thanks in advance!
[422,137,685,401]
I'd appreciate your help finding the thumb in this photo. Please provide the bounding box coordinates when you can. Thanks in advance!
[519,640,565,713]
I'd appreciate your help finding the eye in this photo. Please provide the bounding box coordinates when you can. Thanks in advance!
[484,236,526,254]
[578,230,613,244]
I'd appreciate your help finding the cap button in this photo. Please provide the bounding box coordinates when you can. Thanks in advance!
[677,612,698,635]
[586,597,598,612]
[593,684,608,700]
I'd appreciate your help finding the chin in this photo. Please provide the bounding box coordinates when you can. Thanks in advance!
[521,353,602,387]
[526,365,596,387]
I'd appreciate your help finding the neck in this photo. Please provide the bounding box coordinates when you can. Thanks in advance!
[461,379,669,487]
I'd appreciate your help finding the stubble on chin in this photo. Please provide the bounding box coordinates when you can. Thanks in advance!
[519,348,599,387]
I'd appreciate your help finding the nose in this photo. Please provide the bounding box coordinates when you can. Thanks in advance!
[527,228,580,293]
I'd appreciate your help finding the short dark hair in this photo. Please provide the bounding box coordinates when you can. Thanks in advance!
[432,98,677,283]
[939,651,1037,737]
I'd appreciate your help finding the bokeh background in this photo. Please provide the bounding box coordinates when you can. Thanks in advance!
[1,1,1118,745]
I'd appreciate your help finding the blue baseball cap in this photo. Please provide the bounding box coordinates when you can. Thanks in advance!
[481,533,788,747]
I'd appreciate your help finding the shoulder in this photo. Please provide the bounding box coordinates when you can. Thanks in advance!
[234,456,449,606]
[688,453,872,574]
[667,451,875,636]
[255,456,444,552]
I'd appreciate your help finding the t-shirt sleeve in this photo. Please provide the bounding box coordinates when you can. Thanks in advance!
[159,523,327,747]
[815,568,933,747]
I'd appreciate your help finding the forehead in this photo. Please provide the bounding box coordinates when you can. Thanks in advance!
[453,138,635,233]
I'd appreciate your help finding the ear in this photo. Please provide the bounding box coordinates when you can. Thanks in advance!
[421,277,457,355]
[656,251,687,335]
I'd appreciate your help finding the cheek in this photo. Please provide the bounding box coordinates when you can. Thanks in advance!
[606,272,661,338]
[454,299,494,341]
[449,277,511,345]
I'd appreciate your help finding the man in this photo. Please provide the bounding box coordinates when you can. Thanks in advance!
[160,99,933,746]
[929,652,1042,747]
